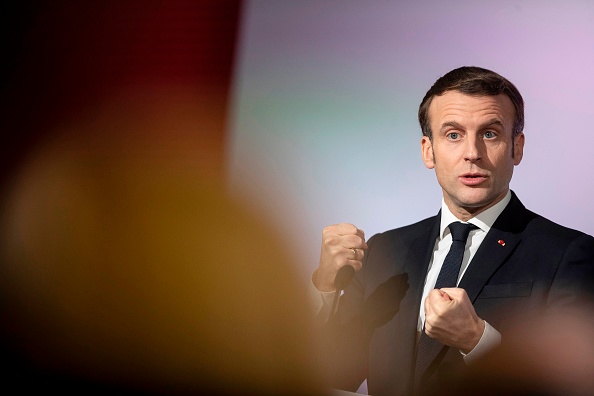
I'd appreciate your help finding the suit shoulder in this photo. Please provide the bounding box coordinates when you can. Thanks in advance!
[524,210,593,241]
[368,215,437,244]
[507,193,593,242]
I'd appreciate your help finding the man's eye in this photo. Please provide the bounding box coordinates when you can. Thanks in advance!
[484,131,496,139]
[447,132,460,140]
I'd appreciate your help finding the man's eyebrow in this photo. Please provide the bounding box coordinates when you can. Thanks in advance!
[479,119,505,129]
[439,121,463,132]
[439,119,505,132]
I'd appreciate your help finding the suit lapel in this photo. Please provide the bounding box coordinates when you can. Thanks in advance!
[407,214,441,303]
[458,229,520,302]
[458,192,528,302]
[395,214,440,393]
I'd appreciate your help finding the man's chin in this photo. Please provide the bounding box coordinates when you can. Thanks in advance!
[456,193,505,214]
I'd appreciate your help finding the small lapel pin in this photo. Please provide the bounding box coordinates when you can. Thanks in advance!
[498,239,506,246]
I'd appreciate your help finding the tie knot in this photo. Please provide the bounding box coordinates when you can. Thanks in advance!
[448,222,476,242]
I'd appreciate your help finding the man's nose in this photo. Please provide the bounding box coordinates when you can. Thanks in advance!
[464,135,483,162]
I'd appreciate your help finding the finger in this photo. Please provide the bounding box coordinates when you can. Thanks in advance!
[424,290,450,316]
[439,287,467,301]
[352,228,368,249]
[354,227,366,241]
[323,223,367,247]
[439,290,452,301]
[352,247,364,260]
[347,247,357,260]
[323,225,360,247]
[331,223,360,236]
[339,248,361,271]
[340,234,367,251]
[426,288,443,302]
[332,223,367,243]
[346,247,365,263]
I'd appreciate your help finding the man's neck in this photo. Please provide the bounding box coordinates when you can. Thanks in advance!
[445,191,510,222]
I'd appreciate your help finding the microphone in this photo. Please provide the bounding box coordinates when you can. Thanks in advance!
[334,265,355,291]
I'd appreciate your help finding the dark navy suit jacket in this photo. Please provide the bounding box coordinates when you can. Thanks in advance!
[323,192,594,395]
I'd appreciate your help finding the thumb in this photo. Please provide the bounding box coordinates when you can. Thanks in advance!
[439,289,452,301]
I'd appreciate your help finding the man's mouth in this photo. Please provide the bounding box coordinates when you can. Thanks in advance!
[460,173,488,186]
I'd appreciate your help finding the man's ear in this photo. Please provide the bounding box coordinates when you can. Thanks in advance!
[421,136,435,169]
[513,132,524,166]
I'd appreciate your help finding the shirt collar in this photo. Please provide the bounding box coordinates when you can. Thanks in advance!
[439,190,512,239]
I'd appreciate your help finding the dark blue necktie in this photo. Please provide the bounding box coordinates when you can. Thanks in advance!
[414,222,476,393]
[434,222,476,289]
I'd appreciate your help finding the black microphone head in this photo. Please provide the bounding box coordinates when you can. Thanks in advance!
[334,265,355,291]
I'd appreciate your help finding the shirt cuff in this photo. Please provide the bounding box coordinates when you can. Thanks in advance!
[306,277,336,322]
[461,320,501,363]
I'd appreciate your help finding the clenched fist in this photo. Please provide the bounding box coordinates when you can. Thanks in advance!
[314,223,367,292]
[423,288,484,353]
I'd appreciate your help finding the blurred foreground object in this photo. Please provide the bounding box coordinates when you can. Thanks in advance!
[0,94,326,394]
[0,2,328,393]
[443,305,594,396]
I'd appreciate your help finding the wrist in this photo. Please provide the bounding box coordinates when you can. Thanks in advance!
[312,269,336,292]
[461,318,485,354]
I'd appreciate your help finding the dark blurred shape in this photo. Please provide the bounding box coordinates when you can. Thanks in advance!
[0,139,326,393]
[0,132,326,394]
[0,1,328,394]
[441,304,594,396]
[1,0,239,190]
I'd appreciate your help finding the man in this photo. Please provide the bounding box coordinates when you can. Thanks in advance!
[311,66,594,395]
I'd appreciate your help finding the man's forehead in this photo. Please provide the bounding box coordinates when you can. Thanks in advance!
[428,91,515,124]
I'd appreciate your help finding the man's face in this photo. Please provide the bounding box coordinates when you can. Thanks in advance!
[421,91,524,219]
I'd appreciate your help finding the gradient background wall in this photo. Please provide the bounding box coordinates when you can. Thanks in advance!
[229,0,594,283]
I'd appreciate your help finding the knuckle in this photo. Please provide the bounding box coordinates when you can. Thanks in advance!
[338,223,357,235]
[323,233,341,247]
[345,223,357,232]
[348,235,365,247]
[322,225,337,238]
[329,246,342,256]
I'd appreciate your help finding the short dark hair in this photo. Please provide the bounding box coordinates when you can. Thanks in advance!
[418,66,524,139]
